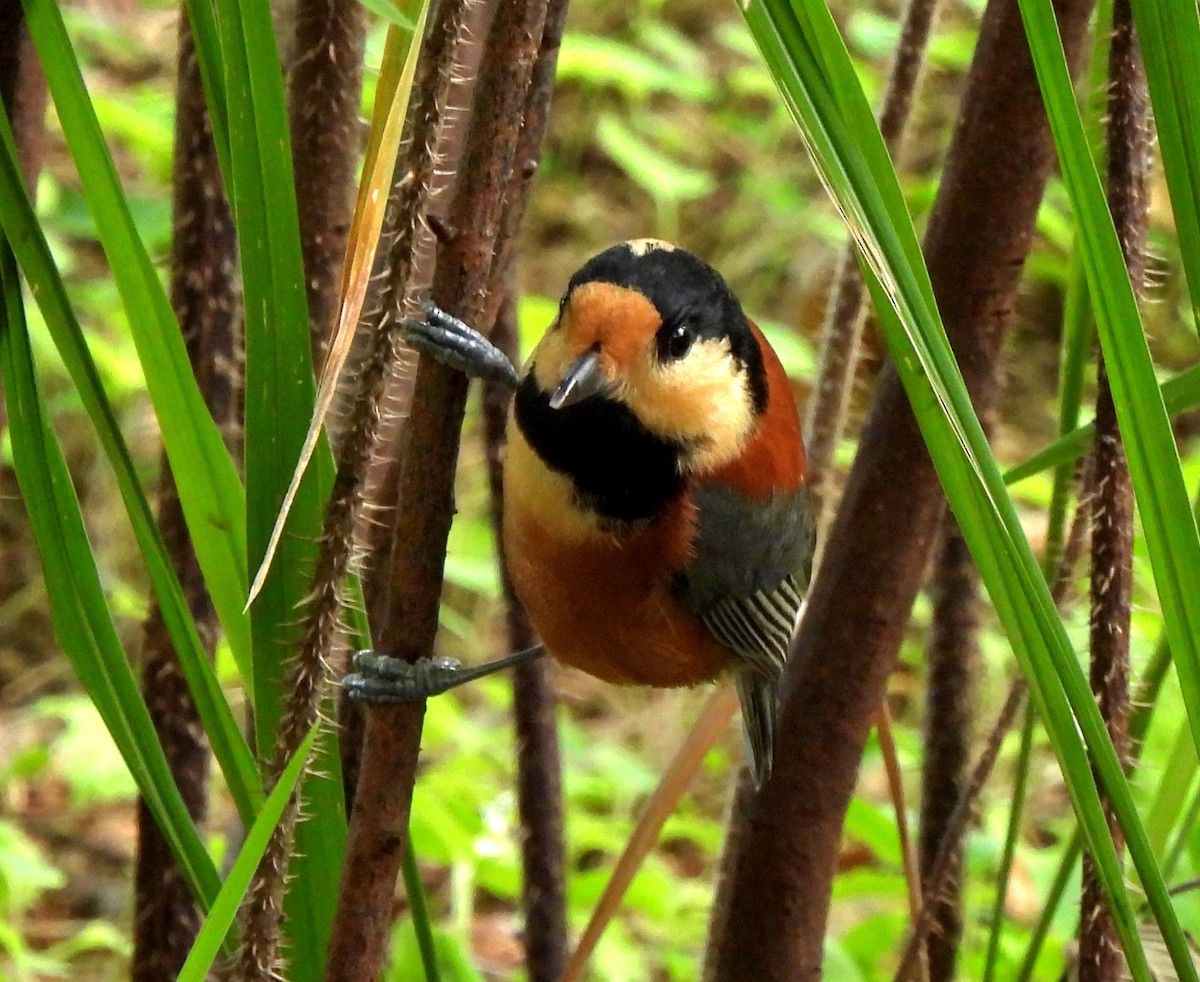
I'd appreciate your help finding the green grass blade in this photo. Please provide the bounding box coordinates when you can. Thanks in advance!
[747,0,1191,974]
[177,727,319,982]
[212,0,343,972]
[1017,836,1082,981]
[983,703,1036,982]
[0,113,262,824]
[401,843,441,982]
[1041,242,1093,577]
[1144,726,1198,859]
[19,0,252,689]
[1127,0,1200,326]
[1004,362,1200,485]
[210,0,324,756]
[0,240,220,912]
[1016,6,1200,974]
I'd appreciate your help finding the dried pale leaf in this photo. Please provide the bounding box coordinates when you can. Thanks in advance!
[247,5,430,607]
[562,684,739,982]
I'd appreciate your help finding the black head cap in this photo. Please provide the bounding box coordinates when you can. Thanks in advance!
[565,241,767,412]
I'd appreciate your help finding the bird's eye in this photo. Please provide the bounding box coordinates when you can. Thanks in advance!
[658,321,695,362]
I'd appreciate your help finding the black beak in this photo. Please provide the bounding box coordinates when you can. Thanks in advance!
[549,348,610,409]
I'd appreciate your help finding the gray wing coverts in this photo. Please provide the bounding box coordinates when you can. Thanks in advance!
[676,484,815,784]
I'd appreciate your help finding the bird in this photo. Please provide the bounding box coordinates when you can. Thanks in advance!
[346,239,815,784]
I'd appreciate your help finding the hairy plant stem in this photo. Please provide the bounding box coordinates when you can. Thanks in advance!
[705,0,1096,976]
[918,515,983,982]
[804,0,941,533]
[325,1,553,978]
[222,0,391,976]
[0,0,46,438]
[288,0,365,362]
[477,4,570,974]
[897,471,1092,980]
[133,18,241,982]
[1079,0,1146,975]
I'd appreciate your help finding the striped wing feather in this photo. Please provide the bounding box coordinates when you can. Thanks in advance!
[700,575,804,785]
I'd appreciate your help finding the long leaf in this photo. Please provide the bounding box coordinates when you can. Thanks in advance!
[747,0,1192,975]
[0,110,262,824]
[177,727,319,982]
[249,0,430,602]
[18,0,252,690]
[212,0,344,972]
[1016,4,1200,972]
[0,236,220,912]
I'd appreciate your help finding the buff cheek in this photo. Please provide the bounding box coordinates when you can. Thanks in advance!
[622,340,755,473]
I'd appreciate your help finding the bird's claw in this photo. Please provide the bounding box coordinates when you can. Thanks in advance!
[343,650,465,703]
[343,645,546,703]
[404,300,520,389]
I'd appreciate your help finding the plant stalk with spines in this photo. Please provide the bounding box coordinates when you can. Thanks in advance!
[225,4,456,980]
[288,0,366,362]
[1079,0,1147,973]
[803,0,942,535]
[919,507,989,980]
[134,18,242,982]
[476,2,571,974]
[325,0,556,977]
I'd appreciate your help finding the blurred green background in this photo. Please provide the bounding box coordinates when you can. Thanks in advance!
[3,0,1200,978]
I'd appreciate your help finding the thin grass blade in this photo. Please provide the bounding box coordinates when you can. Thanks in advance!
[1004,362,1200,485]
[0,237,220,912]
[0,113,262,822]
[177,727,319,982]
[249,0,430,604]
[18,0,252,687]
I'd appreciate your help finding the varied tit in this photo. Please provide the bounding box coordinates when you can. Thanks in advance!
[346,239,815,784]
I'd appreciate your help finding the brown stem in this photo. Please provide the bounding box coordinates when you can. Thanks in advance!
[326,1,552,978]
[133,15,242,982]
[896,473,1092,980]
[0,0,47,438]
[877,703,925,971]
[1079,0,1145,975]
[287,0,365,361]
[917,516,981,982]
[485,289,568,981]
[904,686,1027,982]
[228,5,466,981]
[804,0,941,528]
[705,1,1096,977]
[477,8,570,973]
[0,5,44,196]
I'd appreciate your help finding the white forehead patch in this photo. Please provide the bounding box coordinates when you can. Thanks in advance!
[625,238,677,257]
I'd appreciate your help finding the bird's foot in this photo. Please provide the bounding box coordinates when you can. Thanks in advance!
[343,645,545,702]
[404,299,519,389]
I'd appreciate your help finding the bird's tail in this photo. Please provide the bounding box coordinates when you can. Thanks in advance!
[734,671,779,786]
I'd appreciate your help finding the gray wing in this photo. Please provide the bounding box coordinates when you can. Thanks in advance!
[676,484,815,785]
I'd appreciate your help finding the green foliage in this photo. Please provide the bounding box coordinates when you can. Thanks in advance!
[4,0,1200,978]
